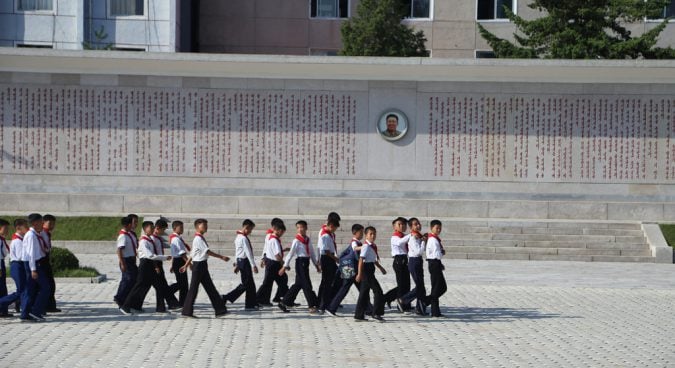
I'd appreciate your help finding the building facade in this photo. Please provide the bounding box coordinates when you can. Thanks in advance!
[198,0,675,57]
[0,0,192,51]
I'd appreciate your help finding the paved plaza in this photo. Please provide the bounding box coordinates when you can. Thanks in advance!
[2,255,675,367]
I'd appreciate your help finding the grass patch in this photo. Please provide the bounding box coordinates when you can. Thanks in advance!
[659,224,675,248]
[0,216,142,241]
[53,267,100,278]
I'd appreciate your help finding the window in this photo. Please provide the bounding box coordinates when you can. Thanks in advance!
[403,0,431,19]
[311,0,348,18]
[17,44,53,48]
[110,0,144,17]
[647,0,675,19]
[475,50,496,58]
[17,0,52,11]
[477,0,513,20]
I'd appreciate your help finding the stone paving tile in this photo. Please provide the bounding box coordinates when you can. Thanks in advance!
[1,255,675,367]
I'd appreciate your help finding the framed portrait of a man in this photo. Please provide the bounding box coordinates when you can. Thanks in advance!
[377,110,408,141]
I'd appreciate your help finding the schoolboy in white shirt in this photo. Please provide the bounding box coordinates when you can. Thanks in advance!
[278,220,320,313]
[426,220,447,318]
[354,226,387,322]
[223,219,259,310]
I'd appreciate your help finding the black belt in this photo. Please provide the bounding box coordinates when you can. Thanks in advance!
[394,254,407,258]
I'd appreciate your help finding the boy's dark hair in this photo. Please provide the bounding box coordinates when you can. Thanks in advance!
[351,224,364,234]
[430,219,442,228]
[296,220,308,228]
[194,218,208,227]
[0,219,9,228]
[327,218,340,228]
[172,220,184,229]
[271,217,283,227]
[127,214,139,220]
[386,114,398,121]
[364,226,376,235]
[14,219,27,228]
[142,221,154,229]
[327,212,341,222]
[272,221,286,232]
[121,216,133,226]
[408,217,419,226]
[155,219,168,229]
[242,219,255,228]
[43,214,56,222]
[392,216,407,225]
[28,213,42,224]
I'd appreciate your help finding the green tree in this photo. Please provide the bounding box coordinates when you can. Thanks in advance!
[478,0,675,59]
[340,0,429,57]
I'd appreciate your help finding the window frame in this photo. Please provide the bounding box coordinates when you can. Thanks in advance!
[309,0,350,20]
[14,0,55,14]
[403,0,434,21]
[475,0,517,22]
[107,0,148,20]
[645,0,675,22]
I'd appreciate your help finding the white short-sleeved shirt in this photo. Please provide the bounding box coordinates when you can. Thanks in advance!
[234,232,255,267]
[24,228,47,271]
[9,233,24,262]
[407,233,426,258]
[138,235,169,261]
[426,234,444,260]
[317,228,336,255]
[283,235,316,268]
[390,232,411,257]
[117,230,137,258]
[190,233,210,262]
[360,241,378,263]
[170,233,189,258]
[265,235,283,262]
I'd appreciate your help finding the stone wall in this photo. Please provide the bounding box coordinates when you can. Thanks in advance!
[1,50,674,220]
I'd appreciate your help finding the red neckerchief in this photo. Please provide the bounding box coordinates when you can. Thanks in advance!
[427,233,445,254]
[119,229,137,256]
[320,225,336,242]
[194,233,209,248]
[237,231,252,254]
[42,228,52,250]
[151,234,164,255]
[269,234,283,257]
[170,233,191,251]
[31,228,48,253]
[366,241,379,258]
[296,234,310,256]
[393,231,408,253]
[12,233,23,241]
[266,229,274,235]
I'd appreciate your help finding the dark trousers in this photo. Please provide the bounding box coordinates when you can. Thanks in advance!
[327,277,371,313]
[123,259,179,312]
[282,258,318,308]
[401,257,427,312]
[21,260,51,318]
[385,255,411,309]
[224,259,257,308]
[427,259,447,317]
[170,257,189,306]
[256,259,288,305]
[182,260,227,316]
[354,263,384,319]
[0,261,24,312]
[318,255,337,310]
[114,257,138,307]
[154,261,179,311]
[0,261,7,314]
[44,254,57,310]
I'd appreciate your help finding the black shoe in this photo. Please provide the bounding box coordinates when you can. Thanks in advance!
[215,311,228,318]
[272,298,280,303]
[353,316,368,322]
[259,302,273,307]
[371,315,385,322]
[168,305,182,312]
[46,307,62,313]
[431,313,445,318]
[292,303,301,307]
[0,313,14,318]
[119,308,132,316]
[29,313,45,322]
[20,316,37,322]
[326,310,339,317]
[277,303,290,313]
[396,299,404,313]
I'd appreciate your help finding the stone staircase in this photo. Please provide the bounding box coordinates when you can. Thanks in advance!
[169,217,656,263]
[55,217,664,263]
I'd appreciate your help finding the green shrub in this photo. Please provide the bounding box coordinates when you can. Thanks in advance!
[53,267,100,277]
[49,247,79,272]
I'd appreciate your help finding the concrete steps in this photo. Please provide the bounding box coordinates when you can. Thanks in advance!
[58,217,660,263]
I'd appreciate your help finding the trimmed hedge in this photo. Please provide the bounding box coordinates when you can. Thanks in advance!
[49,247,79,272]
